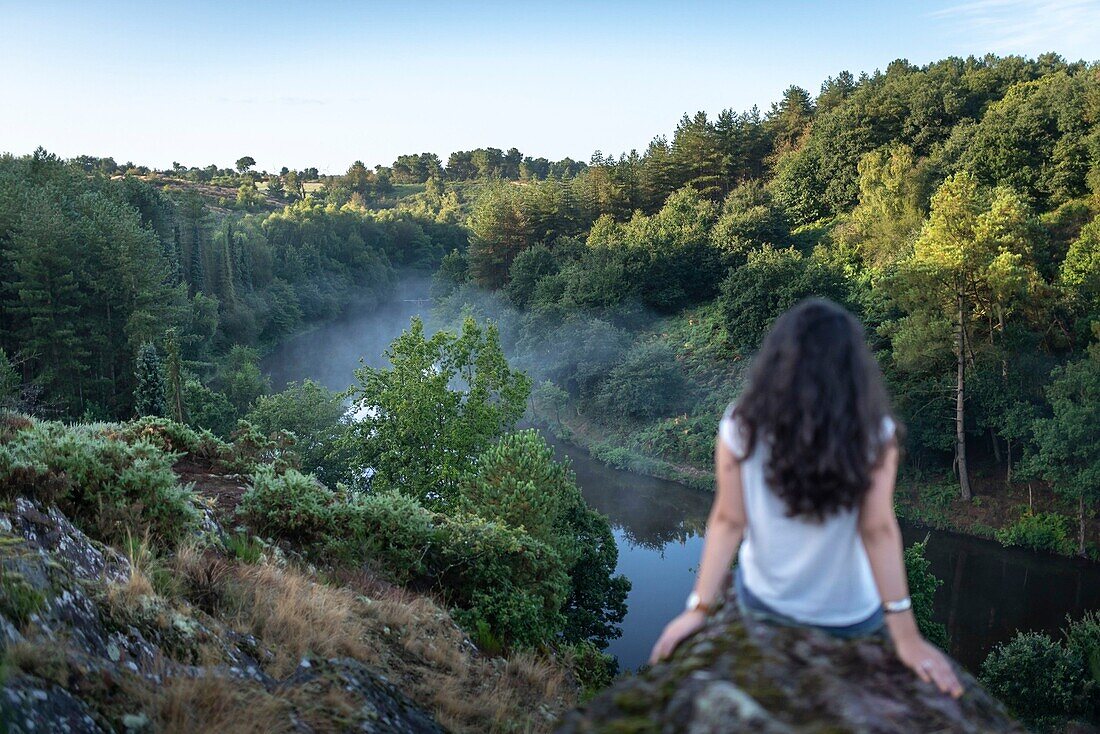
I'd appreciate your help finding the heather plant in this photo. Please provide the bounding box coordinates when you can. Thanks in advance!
[0,419,199,547]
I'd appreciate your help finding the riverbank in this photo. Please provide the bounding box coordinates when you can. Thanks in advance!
[530,401,1100,562]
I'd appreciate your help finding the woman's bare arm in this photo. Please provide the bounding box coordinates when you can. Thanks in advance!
[859,443,963,697]
[692,436,747,605]
[650,436,745,662]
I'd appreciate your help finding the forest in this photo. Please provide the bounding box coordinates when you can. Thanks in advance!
[1,51,1099,730]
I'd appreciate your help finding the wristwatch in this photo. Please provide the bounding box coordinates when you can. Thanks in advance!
[685,591,714,615]
[883,596,912,614]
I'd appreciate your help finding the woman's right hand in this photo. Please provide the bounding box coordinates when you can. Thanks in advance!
[894,634,964,698]
[649,610,707,664]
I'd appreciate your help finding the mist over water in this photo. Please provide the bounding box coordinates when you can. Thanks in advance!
[262,276,432,392]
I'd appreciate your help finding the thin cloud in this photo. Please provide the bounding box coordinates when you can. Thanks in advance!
[931,0,1100,55]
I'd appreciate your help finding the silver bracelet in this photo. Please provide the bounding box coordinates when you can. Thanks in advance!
[883,596,912,614]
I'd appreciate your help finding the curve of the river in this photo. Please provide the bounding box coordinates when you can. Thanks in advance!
[262,299,1100,673]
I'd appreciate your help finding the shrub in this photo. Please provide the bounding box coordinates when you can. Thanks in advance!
[239,466,335,545]
[903,537,948,648]
[995,510,1075,555]
[115,416,226,460]
[562,641,619,701]
[457,430,572,543]
[0,420,199,547]
[980,631,1089,725]
[327,491,569,649]
[593,341,689,424]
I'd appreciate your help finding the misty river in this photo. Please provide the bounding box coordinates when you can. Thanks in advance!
[262,295,1100,673]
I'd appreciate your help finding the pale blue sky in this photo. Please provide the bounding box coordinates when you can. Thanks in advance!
[2,0,1098,173]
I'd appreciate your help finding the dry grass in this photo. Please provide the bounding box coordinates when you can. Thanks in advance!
[227,563,373,675]
[104,531,156,611]
[146,553,576,732]
[144,674,295,734]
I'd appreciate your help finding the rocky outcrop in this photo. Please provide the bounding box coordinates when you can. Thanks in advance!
[555,595,1024,734]
[0,496,443,734]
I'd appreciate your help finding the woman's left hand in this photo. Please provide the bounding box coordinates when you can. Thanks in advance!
[649,610,707,664]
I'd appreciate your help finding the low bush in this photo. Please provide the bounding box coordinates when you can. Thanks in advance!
[0,419,199,547]
[903,537,948,648]
[980,632,1091,726]
[980,612,1100,727]
[995,510,1075,555]
[239,467,336,545]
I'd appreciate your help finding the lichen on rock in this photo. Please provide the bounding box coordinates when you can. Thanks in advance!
[554,594,1025,734]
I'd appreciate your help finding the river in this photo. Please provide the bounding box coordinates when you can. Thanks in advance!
[262,300,1100,674]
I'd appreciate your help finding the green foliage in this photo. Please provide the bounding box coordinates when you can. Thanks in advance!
[344,316,531,504]
[903,538,948,648]
[133,341,168,417]
[718,245,848,350]
[245,380,352,488]
[0,419,199,547]
[995,510,1076,555]
[563,641,619,701]
[458,430,572,542]
[458,429,630,647]
[1026,352,1100,554]
[223,533,264,564]
[221,345,270,414]
[506,243,558,309]
[182,377,237,437]
[0,572,45,626]
[980,612,1100,727]
[239,466,335,545]
[330,490,571,649]
[593,341,689,423]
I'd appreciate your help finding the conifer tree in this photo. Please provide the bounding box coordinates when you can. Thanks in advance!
[164,329,185,423]
[133,341,168,417]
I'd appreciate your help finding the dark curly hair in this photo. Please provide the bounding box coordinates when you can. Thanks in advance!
[730,298,900,521]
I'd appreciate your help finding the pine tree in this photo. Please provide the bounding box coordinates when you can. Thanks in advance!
[133,341,168,417]
[220,220,237,304]
[164,329,185,423]
[190,233,204,295]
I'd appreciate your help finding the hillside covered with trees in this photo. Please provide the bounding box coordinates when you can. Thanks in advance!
[431,53,1100,563]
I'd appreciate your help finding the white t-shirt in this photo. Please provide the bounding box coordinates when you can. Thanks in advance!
[718,411,895,626]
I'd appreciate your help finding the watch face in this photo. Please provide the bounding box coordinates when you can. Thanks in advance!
[685,592,700,611]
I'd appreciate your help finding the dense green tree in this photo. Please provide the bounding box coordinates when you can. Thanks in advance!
[344,317,531,504]
[1026,348,1100,555]
[458,429,629,647]
[719,246,848,350]
[246,380,353,488]
[133,342,167,417]
[235,156,256,174]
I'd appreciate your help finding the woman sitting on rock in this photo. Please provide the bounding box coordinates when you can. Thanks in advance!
[650,298,962,698]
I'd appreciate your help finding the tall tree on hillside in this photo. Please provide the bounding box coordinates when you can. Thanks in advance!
[894,172,1039,499]
[235,156,256,174]
[765,85,815,157]
[133,341,167,417]
[467,185,536,288]
[164,328,185,423]
[839,144,931,267]
[1027,345,1100,555]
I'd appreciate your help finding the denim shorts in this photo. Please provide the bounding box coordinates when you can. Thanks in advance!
[734,566,885,639]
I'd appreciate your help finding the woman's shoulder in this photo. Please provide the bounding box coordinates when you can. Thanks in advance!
[718,404,748,456]
[880,415,896,443]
